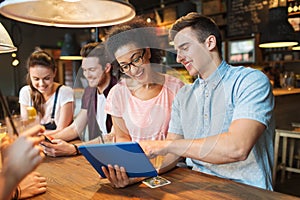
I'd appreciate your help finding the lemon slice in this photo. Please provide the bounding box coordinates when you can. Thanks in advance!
[27,106,37,120]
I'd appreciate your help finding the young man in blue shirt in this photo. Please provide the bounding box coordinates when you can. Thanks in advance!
[105,13,275,190]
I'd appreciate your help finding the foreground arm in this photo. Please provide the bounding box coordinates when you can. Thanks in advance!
[146,119,265,164]
[0,125,45,200]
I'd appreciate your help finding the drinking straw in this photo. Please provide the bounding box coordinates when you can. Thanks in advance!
[0,89,19,136]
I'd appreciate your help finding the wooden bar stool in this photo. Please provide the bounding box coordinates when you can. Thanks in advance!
[291,123,300,173]
[273,129,300,187]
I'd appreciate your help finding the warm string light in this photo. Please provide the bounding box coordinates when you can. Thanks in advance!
[146,18,152,23]
[288,0,300,16]
[11,52,19,66]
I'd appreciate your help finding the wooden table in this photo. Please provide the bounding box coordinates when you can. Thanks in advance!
[32,155,299,200]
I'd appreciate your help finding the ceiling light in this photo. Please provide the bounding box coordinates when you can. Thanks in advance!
[259,3,298,48]
[0,0,135,28]
[291,32,300,50]
[60,33,82,60]
[292,45,300,50]
[0,22,17,53]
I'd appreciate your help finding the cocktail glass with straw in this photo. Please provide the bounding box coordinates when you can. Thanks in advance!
[150,132,166,169]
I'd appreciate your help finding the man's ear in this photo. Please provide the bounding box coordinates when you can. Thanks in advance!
[53,68,57,76]
[205,35,217,51]
[145,47,151,60]
[104,63,112,73]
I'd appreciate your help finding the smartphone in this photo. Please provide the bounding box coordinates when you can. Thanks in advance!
[44,135,54,144]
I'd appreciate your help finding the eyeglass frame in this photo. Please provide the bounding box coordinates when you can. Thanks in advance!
[119,49,146,73]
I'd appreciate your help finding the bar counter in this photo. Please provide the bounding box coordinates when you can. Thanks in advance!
[31,155,299,200]
[273,88,300,96]
[273,88,300,130]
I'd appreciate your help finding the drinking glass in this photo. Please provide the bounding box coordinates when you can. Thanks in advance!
[6,114,39,137]
[102,132,116,144]
[150,132,166,169]
[0,125,7,144]
[286,72,295,90]
[0,125,7,169]
[280,71,295,90]
[6,115,23,137]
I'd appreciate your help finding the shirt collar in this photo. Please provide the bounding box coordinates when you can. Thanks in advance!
[194,60,229,90]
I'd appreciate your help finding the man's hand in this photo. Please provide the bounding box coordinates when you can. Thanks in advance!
[41,139,77,157]
[139,140,170,159]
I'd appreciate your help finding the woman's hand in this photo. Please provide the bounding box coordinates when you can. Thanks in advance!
[101,165,145,188]
[101,165,130,188]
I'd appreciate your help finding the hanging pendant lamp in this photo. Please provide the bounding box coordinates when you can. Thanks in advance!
[292,32,300,50]
[259,2,298,48]
[0,22,17,53]
[0,0,135,28]
[60,33,82,60]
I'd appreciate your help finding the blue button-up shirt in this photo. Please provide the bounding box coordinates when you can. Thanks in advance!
[169,61,275,190]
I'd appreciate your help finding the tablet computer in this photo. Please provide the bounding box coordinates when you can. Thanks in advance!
[78,142,158,178]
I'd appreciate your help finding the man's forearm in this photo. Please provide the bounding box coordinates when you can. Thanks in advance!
[54,126,78,141]
[166,134,247,165]
[167,137,226,164]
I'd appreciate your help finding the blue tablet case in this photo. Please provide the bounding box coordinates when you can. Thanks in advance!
[78,142,158,178]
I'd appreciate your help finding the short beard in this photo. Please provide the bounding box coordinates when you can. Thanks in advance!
[97,71,107,87]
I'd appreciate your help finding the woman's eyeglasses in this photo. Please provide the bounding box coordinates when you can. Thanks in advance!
[119,49,145,73]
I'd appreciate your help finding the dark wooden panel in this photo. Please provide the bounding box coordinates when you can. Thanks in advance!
[274,93,300,130]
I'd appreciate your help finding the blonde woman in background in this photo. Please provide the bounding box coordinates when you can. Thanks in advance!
[19,49,74,131]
